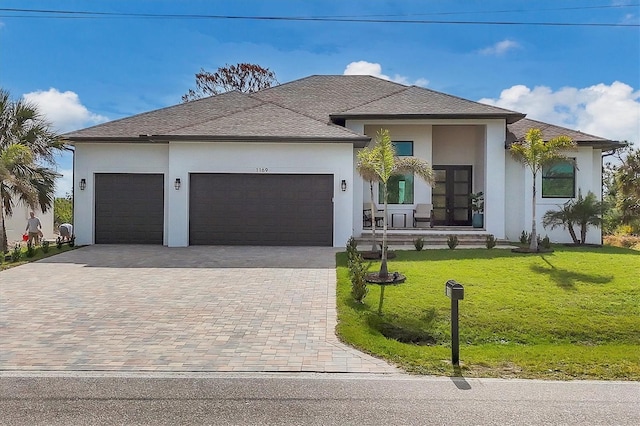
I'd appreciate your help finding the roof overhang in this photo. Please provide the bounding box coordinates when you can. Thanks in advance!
[330,113,526,124]
[577,140,627,150]
[63,134,372,148]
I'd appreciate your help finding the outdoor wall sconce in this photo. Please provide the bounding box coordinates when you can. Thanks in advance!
[341,179,347,191]
[174,178,181,190]
[79,178,86,190]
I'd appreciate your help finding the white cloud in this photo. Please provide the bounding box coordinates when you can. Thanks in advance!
[21,89,108,198]
[479,81,640,144]
[479,39,521,56]
[23,88,108,133]
[343,61,429,87]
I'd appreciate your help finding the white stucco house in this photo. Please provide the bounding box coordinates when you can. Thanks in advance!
[63,75,620,247]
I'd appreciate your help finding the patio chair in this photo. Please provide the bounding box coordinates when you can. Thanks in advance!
[413,203,434,228]
[363,203,384,227]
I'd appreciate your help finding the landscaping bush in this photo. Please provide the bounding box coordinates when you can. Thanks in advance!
[447,235,458,249]
[485,234,496,249]
[413,237,424,251]
[346,237,369,303]
[41,240,50,253]
[25,242,36,258]
[11,244,21,262]
[520,230,529,244]
[604,234,640,250]
[541,235,551,249]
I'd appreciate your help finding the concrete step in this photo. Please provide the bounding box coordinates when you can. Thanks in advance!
[356,231,508,246]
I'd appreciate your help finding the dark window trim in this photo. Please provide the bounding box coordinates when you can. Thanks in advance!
[542,159,576,199]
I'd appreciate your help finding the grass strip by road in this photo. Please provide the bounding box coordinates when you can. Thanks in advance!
[336,245,640,380]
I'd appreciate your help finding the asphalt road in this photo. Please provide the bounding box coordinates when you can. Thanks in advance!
[1,373,638,425]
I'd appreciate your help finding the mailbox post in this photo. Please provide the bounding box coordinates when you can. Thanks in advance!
[445,280,464,366]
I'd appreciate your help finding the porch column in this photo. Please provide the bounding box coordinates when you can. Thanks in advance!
[484,121,507,239]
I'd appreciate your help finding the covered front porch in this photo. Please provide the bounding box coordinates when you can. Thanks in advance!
[352,121,508,243]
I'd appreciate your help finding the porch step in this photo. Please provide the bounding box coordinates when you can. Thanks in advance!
[356,230,508,247]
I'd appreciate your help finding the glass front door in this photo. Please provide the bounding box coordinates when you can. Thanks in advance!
[432,166,472,226]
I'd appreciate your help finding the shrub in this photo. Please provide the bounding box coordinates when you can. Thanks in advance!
[413,237,424,251]
[447,235,459,249]
[346,237,368,303]
[56,237,62,249]
[26,242,36,258]
[69,236,75,247]
[41,240,50,253]
[520,230,529,244]
[11,244,21,262]
[485,234,497,249]
[541,235,551,249]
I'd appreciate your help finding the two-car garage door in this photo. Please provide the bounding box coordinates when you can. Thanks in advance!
[93,173,334,246]
[189,173,334,246]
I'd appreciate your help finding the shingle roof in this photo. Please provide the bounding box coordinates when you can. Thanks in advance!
[506,118,621,149]
[252,75,408,122]
[333,85,525,123]
[64,91,263,139]
[164,102,367,140]
[64,75,613,148]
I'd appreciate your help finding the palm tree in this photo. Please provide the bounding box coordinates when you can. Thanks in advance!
[357,147,382,253]
[542,202,579,244]
[0,88,62,252]
[543,191,604,245]
[362,129,434,278]
[510,128,575,251]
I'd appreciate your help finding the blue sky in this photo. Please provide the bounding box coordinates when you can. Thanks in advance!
[1,0,638,196]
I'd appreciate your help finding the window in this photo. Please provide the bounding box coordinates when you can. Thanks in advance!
[542,160,576,198]
[393,141,413,156]
[379,141,414,204]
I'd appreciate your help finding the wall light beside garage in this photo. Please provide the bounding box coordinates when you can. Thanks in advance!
[174,178,181,190]
[79,178,86,190]
[341,179,347,192]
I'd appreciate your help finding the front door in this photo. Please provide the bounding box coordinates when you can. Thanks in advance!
[432,166,472,226]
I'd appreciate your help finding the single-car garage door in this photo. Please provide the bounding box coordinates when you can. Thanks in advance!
[190,173,333,246]
[95,173,164,244]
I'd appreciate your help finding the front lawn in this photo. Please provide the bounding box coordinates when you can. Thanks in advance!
[336,246,640,380]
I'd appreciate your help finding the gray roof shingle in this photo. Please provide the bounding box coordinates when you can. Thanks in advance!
[63,75,615,148]
[164,102,367,140]
[64,91,264,139]
[506,118,620,149]
[333,85,525,123]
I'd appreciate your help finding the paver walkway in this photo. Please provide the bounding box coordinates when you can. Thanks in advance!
[0,246,396,373]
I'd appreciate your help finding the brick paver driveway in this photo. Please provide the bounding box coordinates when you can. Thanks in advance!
[0,246,396,373]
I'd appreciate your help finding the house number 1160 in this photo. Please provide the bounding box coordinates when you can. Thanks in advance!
[256,167,269,172]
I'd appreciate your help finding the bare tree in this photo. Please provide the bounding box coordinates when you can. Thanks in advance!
[182,63,278,102]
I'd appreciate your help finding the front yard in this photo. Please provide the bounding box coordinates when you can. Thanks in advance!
[336,245,640,380]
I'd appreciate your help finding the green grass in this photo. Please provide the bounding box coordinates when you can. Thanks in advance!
[336,245,640,380]
[1,243,77,271]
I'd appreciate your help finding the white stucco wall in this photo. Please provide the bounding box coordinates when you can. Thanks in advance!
[73,143,170,246]
[73,141,353,247]
[504,146,603,244]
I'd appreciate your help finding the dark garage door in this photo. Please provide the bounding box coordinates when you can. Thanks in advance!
[190,173,333,246]
[95,173,164,244]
